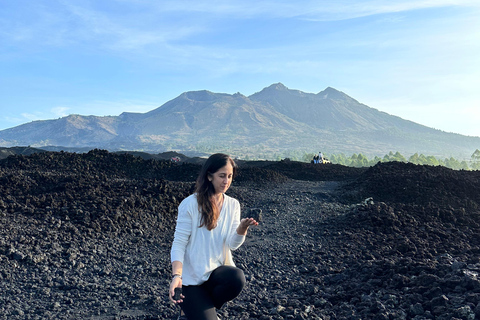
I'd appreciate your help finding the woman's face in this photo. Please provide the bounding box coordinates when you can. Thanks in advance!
[208,162,234,195]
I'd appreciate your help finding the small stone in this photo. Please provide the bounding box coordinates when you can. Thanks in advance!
[12,251,26,261]
[431,295,449,307]
[410,303,424,316]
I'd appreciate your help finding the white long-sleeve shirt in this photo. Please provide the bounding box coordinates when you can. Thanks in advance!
[170,193,246,286]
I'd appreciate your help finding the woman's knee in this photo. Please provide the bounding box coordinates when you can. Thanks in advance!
[220,266,245,288]
[208,267,245,309]
[209,266,246,293]
[232,267,246,289]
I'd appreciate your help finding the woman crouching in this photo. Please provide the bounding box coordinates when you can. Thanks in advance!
[169,153,258,320]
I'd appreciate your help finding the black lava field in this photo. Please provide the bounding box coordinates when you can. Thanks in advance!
[1,149,480,320]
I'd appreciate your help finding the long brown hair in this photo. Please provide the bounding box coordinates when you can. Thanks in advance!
[195,153,236,230]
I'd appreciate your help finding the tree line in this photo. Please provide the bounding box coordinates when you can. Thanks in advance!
[303,149,480,170]
[195,144,480,170]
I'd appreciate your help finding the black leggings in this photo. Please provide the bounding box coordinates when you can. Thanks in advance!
[180,266,246,320]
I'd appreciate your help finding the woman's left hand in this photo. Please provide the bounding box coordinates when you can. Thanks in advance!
[237,218,258,235]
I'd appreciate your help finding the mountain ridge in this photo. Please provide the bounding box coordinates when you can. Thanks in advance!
[1,83,478,159]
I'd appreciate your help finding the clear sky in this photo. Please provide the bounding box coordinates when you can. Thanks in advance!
[1,0,479,137]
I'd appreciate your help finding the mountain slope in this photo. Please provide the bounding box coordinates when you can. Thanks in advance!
[249,83,431,133]
[0,83,479,158]
[119,90,319,149]
[0,115,121,147]
[137,90,310,135]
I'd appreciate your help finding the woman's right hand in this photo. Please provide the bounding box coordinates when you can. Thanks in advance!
[237,218,259,235]
[169,276,184,304]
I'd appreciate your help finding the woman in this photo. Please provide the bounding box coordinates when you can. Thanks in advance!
[169,153,258,320]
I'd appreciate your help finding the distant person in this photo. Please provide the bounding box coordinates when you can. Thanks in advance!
[319,151,324,163]
[313,154,319,164]
[169,153,258,320]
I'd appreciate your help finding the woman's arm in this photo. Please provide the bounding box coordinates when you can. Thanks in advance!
[170,199,193,264]
[169,197,192,304]
[227,199,258,250]
[172,260,183,277]
[169,260,184,304]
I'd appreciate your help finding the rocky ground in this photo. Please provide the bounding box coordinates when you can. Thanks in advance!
[1,150,480,319]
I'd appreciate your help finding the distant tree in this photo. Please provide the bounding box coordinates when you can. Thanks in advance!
[370,156,382,166]
[330,153,347,165]
[459,161,470,170]
[318,151,473,171]
[425,155,439,166]
[303,153,316,163]
[357,153,369,167]
[472,149,480,163]
[418,154,428,165]
[392,151,407,162]
[470,151,480,170]
[471,162,480,170]
[329,154,338,164]
[437,158,445,167]
[408,153,420,164]
[346,153,369,167]
[444,157,460,170]
[383,152,392,162]
[349,154,359,167]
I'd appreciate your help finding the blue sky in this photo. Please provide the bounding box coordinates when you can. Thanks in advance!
[1,0,479,137]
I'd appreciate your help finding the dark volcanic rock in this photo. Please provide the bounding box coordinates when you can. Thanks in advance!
[0,151,479,319]
[341,161,480,211]
[245,158,366,182]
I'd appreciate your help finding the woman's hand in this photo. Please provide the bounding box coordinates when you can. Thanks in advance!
[237,218,259,235]
[169,276,184,304]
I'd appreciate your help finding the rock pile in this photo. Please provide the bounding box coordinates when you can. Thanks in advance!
[0,150,479,319]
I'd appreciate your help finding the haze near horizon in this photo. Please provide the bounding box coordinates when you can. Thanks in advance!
[1,1,479,137]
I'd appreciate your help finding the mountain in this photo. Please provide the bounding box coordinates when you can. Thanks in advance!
[251,84,414,131]
[1,83,479,159]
